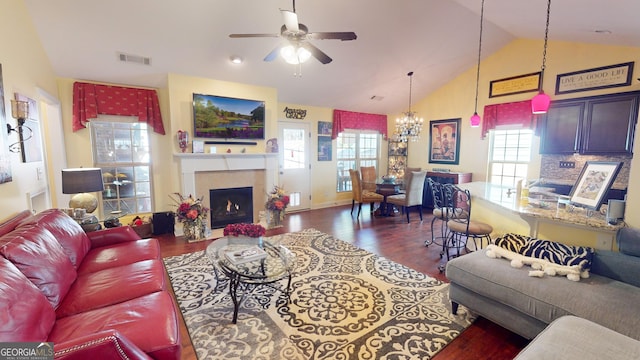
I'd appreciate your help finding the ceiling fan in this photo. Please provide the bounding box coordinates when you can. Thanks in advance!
[229,0,357,64]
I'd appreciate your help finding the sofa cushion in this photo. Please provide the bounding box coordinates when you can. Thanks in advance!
[591,250,640,288]
[49,292,181,360]
[446,248,640,341]
[515,315,640,360]
[0,256,56,341]
[77,238,160,274]
[617,227,640,257]
[0,224,77,309]
[19,209,91,269]
[56,259,166,318]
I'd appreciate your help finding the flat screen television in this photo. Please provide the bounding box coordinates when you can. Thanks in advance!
[193,93,265,140]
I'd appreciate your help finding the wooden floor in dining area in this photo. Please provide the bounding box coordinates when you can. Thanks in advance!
[158,204,529,360]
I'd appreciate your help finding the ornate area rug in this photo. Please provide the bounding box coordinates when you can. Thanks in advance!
[163,228,475,359]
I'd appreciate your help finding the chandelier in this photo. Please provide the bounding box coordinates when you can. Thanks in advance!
[394,71,423,142]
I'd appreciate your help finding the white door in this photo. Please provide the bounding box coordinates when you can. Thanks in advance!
[278,121,311,211]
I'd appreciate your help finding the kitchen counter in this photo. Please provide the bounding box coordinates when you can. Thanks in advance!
[457,182,624,250]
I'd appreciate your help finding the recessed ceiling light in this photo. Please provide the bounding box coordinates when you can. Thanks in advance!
[230,56,243,64]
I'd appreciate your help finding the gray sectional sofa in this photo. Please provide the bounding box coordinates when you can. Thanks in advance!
[446,227,640,357]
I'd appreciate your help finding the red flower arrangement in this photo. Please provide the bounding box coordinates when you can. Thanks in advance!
[223,223,266,238]
[170,193,209,224]
[265,186,290,211]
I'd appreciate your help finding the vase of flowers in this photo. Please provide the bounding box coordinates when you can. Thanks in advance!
[171,193,209,241]
[265,186,289,229]
[224,223,266,246]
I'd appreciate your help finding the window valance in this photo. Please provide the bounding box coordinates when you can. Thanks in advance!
[481,100,539,139]
[331,109,388,139]
[72,82,165,134]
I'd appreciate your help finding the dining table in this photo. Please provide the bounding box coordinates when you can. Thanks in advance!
[374,180,403,217]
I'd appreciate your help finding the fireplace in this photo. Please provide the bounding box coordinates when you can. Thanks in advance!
[209,187,254,229]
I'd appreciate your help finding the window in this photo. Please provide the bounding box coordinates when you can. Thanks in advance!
[336,131,380,192]
[489,128,533,189]
[90,116,153,215]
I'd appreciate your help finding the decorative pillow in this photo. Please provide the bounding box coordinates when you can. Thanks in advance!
[489,233,595,281]
[0,256,55,341]
[0,224,77,309]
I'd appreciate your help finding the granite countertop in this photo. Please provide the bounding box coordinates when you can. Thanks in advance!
[457,182,624,232]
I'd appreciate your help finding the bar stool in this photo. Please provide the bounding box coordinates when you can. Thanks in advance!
[425,178,450,247]
[438,185,493,273]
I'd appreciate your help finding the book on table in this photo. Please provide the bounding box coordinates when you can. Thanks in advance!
[225,245,267,265]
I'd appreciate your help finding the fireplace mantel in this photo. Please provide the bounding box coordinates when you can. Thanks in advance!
[174,153,278,203]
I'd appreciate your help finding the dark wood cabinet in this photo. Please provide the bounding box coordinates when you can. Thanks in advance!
[422,171,472,209]
[540,91,639,155]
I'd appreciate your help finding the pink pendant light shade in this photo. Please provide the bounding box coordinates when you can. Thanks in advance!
[531,91,551,114]
[470,112,481,127]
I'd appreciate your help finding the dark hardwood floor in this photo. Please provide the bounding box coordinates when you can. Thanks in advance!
[158,204,529,360]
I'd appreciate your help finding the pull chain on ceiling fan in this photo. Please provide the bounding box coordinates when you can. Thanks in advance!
[229,0,357,65]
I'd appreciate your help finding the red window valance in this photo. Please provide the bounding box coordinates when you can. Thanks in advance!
[331,109,388,139]
[481,100,540,139]
[72,82,166,134]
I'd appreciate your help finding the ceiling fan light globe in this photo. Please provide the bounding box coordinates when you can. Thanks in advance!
[280,45,312,64]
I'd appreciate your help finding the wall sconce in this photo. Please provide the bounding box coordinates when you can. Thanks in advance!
[6,99,33,155]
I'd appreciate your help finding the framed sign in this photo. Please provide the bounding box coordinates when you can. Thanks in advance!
[489,72,541,98]
[429,118,460,165]
[555,62,634,95]
[569,161,622,210]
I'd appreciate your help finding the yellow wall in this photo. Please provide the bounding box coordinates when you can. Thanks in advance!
[0,0,58,220]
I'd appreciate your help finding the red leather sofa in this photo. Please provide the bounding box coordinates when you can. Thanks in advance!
[0,209,181,360]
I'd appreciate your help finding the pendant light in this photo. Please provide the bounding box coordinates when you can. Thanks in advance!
[394,71,424,142]
[470,0,485,128]
[531,0,552,114]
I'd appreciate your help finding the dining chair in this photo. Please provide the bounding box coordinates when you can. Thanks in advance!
[438,184,493,273]
[360,166,377,192]
[386,170,427,223]
[349,169,384,219]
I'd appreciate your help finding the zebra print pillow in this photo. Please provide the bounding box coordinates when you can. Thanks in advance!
[494,233,594,271]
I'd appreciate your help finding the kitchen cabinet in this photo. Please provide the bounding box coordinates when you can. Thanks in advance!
[387,140,407,178]
[422,171,472,209]
[540,91,639,155]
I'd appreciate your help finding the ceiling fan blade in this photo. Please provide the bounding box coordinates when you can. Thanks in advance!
[302,42,332,64]
[308,32,357,41]
[229,33,279,38]
[281,10,299,32]
[264,44,283,62]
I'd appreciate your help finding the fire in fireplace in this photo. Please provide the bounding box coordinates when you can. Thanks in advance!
[209,187,254,229]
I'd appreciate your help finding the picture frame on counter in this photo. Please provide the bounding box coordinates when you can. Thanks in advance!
[555,62,634,95]
[569,161,623,210]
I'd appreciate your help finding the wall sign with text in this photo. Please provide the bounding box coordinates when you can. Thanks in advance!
[283,107,307,119]
[489,72,541,98]
[555,62,634,95]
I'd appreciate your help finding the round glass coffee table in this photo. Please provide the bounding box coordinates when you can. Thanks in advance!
[205,236,296,323]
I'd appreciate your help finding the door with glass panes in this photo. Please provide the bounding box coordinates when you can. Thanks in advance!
[278,121,311,211]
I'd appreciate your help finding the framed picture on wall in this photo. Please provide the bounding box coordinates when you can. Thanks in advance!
[429,118,460,165]
[318,136,332,161]
[569,161,622,210]
[318,121,332,136]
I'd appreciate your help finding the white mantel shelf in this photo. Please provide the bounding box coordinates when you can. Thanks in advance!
[174,152,278,203]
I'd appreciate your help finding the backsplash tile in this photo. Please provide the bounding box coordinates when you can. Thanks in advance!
[540,154,630,190]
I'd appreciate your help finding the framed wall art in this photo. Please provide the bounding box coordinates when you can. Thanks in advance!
[429,118,460,165]
[555,62,634,95]
[569,161,622,210]
[0,64,12,183]
[489,72,541,98]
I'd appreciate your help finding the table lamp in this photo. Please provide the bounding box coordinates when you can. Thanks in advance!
[62,168,104,214]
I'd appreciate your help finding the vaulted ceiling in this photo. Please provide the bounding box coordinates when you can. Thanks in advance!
[24,0,640,115]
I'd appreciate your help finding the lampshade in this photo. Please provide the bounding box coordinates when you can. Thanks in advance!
[470,112,481,127]
[531,91,551,114]
[62,168,104,215]
[62,168,104,194]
